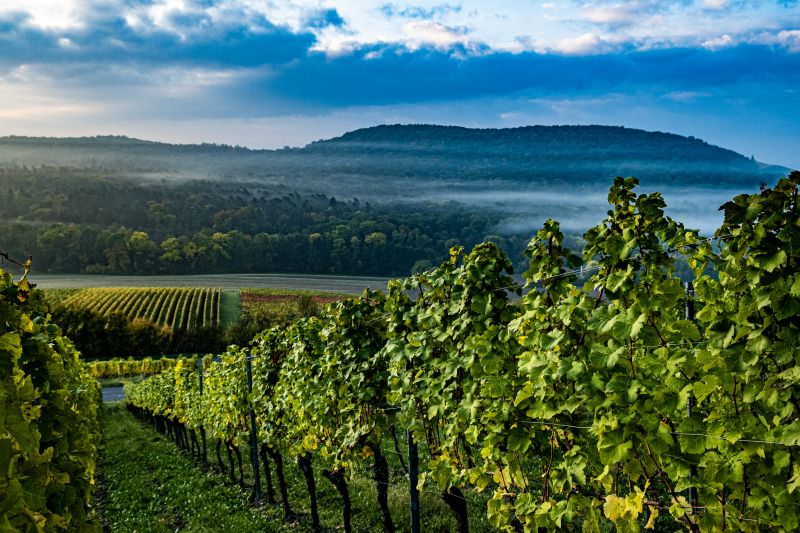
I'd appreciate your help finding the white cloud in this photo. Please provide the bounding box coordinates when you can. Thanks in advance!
[555,32,612,54]
[403,20,470,50]
[0,0,83,29]
[582,1,659,26]
[1,0,797,57]
[777,29,800,52]
[701,33,733,50]
[701,0,728,10]
[664,91,711,102]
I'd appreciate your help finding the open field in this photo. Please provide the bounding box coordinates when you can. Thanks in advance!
[29,272,392,293]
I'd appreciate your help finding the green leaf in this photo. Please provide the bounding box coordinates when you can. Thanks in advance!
[758,250,787,272]
[597,431,632,464]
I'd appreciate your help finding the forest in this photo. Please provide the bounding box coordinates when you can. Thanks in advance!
[0,168,525,276]
[0,125,785,278]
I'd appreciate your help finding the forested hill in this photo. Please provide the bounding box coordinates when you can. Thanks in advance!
[0,125,791,277]
[0,125,788,189]
[306,124,786,186]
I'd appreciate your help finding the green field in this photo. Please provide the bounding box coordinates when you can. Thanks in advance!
[218,291,242,327]
[30,272,391,293]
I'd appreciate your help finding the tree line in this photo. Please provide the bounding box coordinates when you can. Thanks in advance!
[0,167,526,276]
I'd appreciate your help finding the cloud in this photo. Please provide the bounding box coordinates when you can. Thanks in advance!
[777,29,800,51]
[701,34,733,50]
[580,1,665,27]
[380,3,463,19]
[555,32,617,54]
[402,20,471,50]
[701,0,729,9]
[305,8,346,29]
[663,90,712,102]
[0,5,316,69]
[261,44,800,110]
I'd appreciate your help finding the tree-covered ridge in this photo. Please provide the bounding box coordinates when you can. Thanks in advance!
[0,125,786,187]
[0,169,516,276]
[319,124,750,164]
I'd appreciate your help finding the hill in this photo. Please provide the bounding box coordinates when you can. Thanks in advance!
[0,125,792,278]
[306,124,784,187]
[0,125,788,190]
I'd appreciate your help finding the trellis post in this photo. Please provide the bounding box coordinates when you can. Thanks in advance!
[686,282,699,513]
[245,351,263,503]
[408,430,420,533]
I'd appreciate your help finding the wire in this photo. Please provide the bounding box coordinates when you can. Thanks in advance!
[514,419,796,447]
[517,420,596,430]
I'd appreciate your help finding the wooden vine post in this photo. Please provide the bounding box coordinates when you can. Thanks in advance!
[408,430,421,533]
[197,356,208,468]
[685,281,699,513]
[245,351,263,504]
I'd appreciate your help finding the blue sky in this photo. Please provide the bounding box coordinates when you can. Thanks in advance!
[0,0,798,167]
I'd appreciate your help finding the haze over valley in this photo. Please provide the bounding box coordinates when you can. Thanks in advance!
[0,124,790,277]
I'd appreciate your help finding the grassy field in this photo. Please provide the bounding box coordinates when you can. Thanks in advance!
[218,291,242,327]
[30,272,391,293]
[99,403,495,532]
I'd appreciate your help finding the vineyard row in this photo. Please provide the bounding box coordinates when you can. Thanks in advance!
[60,287,221,331]
[125,174,800,532]
[1,269,102,531]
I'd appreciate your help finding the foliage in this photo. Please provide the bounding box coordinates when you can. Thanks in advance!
[383,242,520,499]
[87,356,182,379]
[689,172,800,530]
[317,291,391,469]
[0,164,519,277]
[199,349,249,445]
[225,292,324,346]
[50,308,175,359]
[124,173,800,531]
[0,267,101,531]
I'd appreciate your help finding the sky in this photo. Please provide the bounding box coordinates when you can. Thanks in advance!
[0,0,798,168]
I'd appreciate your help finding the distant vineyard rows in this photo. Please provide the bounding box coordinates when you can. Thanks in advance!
[240,292,345,305]
[88,356,183,379]
[59,287,221,331]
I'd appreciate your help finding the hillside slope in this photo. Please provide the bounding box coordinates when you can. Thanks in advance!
[0,125,788,190]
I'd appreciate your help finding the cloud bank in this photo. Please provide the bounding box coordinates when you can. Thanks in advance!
[0,0,797,167]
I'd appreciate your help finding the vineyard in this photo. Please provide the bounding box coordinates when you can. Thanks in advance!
[123,173,800,532]
[88,356,181,379]
[0,267,101,531]
[58,287,221,332]
[240,288,347,306]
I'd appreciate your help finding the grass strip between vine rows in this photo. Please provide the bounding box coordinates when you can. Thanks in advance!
[100,402,494,532]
